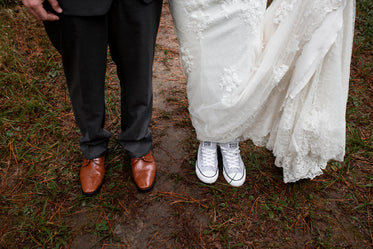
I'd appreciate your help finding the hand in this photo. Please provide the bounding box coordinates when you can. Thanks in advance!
[22,0,63,21]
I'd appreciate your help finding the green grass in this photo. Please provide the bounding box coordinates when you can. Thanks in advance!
[354,0,373,51]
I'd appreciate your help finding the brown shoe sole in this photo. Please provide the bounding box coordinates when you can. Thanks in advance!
[133,172,156,192]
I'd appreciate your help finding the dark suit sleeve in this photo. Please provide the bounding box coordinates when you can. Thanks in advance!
[45,0,112,16]
[45,0,154,16]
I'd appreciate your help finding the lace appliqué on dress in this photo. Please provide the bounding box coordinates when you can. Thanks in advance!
[273,0,295,24]
[302,0,345,41]
[186,10,213,40]
[179,46,194,75]
[221,0,265,34]
[219,66,242,104]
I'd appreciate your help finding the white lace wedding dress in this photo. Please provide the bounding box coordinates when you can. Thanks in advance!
[169,0,355,183]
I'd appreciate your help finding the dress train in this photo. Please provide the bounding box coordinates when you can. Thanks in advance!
[170,0,355,182]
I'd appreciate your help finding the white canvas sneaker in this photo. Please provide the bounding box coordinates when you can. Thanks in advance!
[195,141,219,184]
[219,141,246,187]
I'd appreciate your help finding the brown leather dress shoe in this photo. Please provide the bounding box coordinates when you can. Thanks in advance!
[80,155,105,195]
[130,151,156,191]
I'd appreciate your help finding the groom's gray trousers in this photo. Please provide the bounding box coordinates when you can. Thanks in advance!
[43,0,163,159]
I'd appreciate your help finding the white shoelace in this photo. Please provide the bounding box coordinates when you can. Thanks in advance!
[220,146,241,170]
[200,146,217,170]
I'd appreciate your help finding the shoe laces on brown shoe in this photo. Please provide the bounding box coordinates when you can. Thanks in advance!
[80,155,105,195]
[130,151,156,191]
